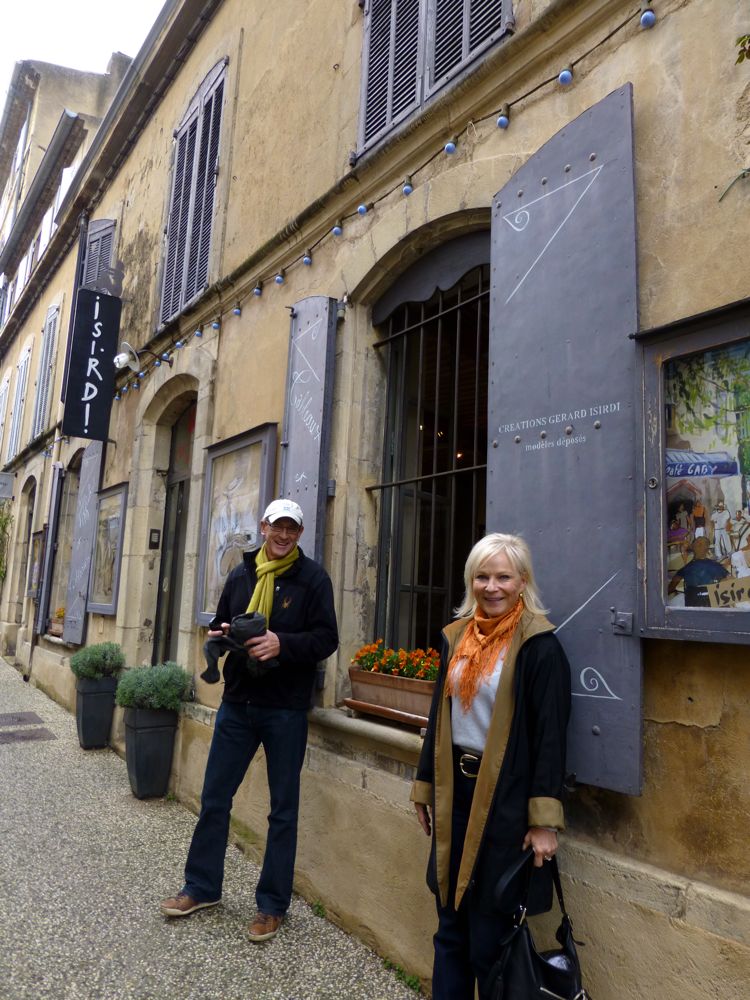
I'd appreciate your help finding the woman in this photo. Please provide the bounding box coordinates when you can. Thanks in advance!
[412,533,571,1000]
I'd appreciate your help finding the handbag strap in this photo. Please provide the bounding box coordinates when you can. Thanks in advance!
[494,847,569,921]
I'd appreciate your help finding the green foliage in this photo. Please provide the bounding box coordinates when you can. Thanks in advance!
[70,642,125,680]
[115,661,192,711]
[737,35,750,64]
[0,500,13,582]
[382,959,422,992]
[311,900,326,918]
[665,344,750,445]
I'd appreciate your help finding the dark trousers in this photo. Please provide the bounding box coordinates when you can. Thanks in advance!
[183,700,308,915]
[432,761,513,1000]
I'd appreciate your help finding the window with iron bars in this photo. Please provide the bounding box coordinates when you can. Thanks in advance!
[371,263,489,651]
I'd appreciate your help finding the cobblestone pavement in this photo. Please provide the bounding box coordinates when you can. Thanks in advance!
[0,659,422,1000]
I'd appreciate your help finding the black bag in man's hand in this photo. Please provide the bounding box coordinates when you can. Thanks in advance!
[489,850,591,1000]
[201,612,280,683]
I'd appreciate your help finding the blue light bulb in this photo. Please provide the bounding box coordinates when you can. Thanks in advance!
[195,328,204,337]
[640,8,656,28]
[154,359,161,367]
[402,181,413,196]
[332,223,343,236]
[558,68,573,86]
[132,381,140,390]
[138,371,145,379]
[115,393,121,401]
[497,114,510,129]
[161,352,170,361]
[357,204,368,216]
[275,272,285,285]
[253,284,263,296]
[444,141,457,155]
[175,339,184,348]
[303,252,313,266]
[122,385,129,394]
[233,305,242,315]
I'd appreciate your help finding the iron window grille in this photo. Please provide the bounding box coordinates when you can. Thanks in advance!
[369,263,490,651]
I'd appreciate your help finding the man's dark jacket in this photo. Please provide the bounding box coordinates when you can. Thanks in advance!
[209,546,338,710]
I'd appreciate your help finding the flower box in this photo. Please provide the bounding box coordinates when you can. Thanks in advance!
[345,666,436,728]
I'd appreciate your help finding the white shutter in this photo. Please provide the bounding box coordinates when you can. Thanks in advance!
[31,306,59,440]
[7,345,32,461]
[0,373,10,455]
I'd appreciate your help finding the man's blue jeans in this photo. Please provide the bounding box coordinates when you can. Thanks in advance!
[183,700,308,915]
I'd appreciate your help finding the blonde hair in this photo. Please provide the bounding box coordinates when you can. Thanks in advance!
[454,532,548,618]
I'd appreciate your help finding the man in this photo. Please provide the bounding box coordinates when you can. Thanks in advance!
[160,498,338,941]
[710,500,732,558]
[668,536,729,608]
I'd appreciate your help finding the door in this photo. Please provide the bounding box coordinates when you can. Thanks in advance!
[152,400,195,664]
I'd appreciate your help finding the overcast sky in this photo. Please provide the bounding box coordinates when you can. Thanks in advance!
[1,0,167,108]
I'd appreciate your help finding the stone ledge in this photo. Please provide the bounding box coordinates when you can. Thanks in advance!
[561,840,750,947]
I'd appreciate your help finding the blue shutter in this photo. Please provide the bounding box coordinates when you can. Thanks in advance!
[487,85,641,794]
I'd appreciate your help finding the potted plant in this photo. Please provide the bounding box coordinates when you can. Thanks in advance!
[69,641,125,749]
[115,661,192,799]
[345,641,439,727]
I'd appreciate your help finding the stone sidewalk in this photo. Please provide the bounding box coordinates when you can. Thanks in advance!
[0,659,422,1000]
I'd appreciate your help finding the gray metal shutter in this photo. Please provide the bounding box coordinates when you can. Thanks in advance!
[363,0,422,146]
[487,85,641,794]
[35,463,64,635]
[31,305,58,440]
[63,441,103,644]
[160,116,198,324]
[82,219,115,289]
[279,297,338,563]
[185,78,224,301]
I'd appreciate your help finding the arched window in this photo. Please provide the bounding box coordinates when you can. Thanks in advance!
[371,233,489,649]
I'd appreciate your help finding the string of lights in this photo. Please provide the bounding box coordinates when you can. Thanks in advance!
[114,2,656,401]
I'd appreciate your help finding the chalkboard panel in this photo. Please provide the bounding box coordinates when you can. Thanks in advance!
[488,86,642,794]
[279,297,337,563]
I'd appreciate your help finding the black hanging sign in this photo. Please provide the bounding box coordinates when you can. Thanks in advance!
[62,288,121,441]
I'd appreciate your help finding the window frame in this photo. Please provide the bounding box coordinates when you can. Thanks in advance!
[639,297,750,644]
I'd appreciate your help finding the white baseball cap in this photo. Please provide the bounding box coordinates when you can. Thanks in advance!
[262,498,304,526]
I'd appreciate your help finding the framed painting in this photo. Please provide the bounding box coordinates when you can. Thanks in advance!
[87,483,128,615]
[195,423,276,625]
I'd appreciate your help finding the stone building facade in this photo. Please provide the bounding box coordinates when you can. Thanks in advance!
[0,1,747,996]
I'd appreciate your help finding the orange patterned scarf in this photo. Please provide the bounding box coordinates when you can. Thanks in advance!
[446,599,524,710]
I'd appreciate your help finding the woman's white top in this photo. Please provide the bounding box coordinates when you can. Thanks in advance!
[450,653,504,753]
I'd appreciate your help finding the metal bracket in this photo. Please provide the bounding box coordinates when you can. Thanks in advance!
[610,607,633,635]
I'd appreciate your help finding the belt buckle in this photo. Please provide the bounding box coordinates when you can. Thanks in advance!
[459,752,479,778]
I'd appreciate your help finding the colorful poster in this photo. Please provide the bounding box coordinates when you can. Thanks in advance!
[664,341,750,609]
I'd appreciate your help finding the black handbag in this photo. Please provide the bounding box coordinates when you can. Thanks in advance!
[488,848,591,1000]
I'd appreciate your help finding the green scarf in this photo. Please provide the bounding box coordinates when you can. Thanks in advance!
[246,543,299,620]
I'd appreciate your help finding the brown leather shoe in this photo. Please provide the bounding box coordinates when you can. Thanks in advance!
[160,891,220,917]
[247,911,283,941]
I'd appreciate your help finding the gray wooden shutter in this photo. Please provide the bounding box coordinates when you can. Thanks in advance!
[63,441,103,644]
[82,219,115,289]
[430,0,513,90]
[35,463,64,635]
[279,297,338,563]
[31,305,58,440]
[487,85,641,794]
[0,374,10,453]
[160,116,198,324]
[186,78,224,300]
[362,0,422,146]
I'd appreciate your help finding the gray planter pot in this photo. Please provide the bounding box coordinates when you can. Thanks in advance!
[75,676,118,749]
[124,707,178,799]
